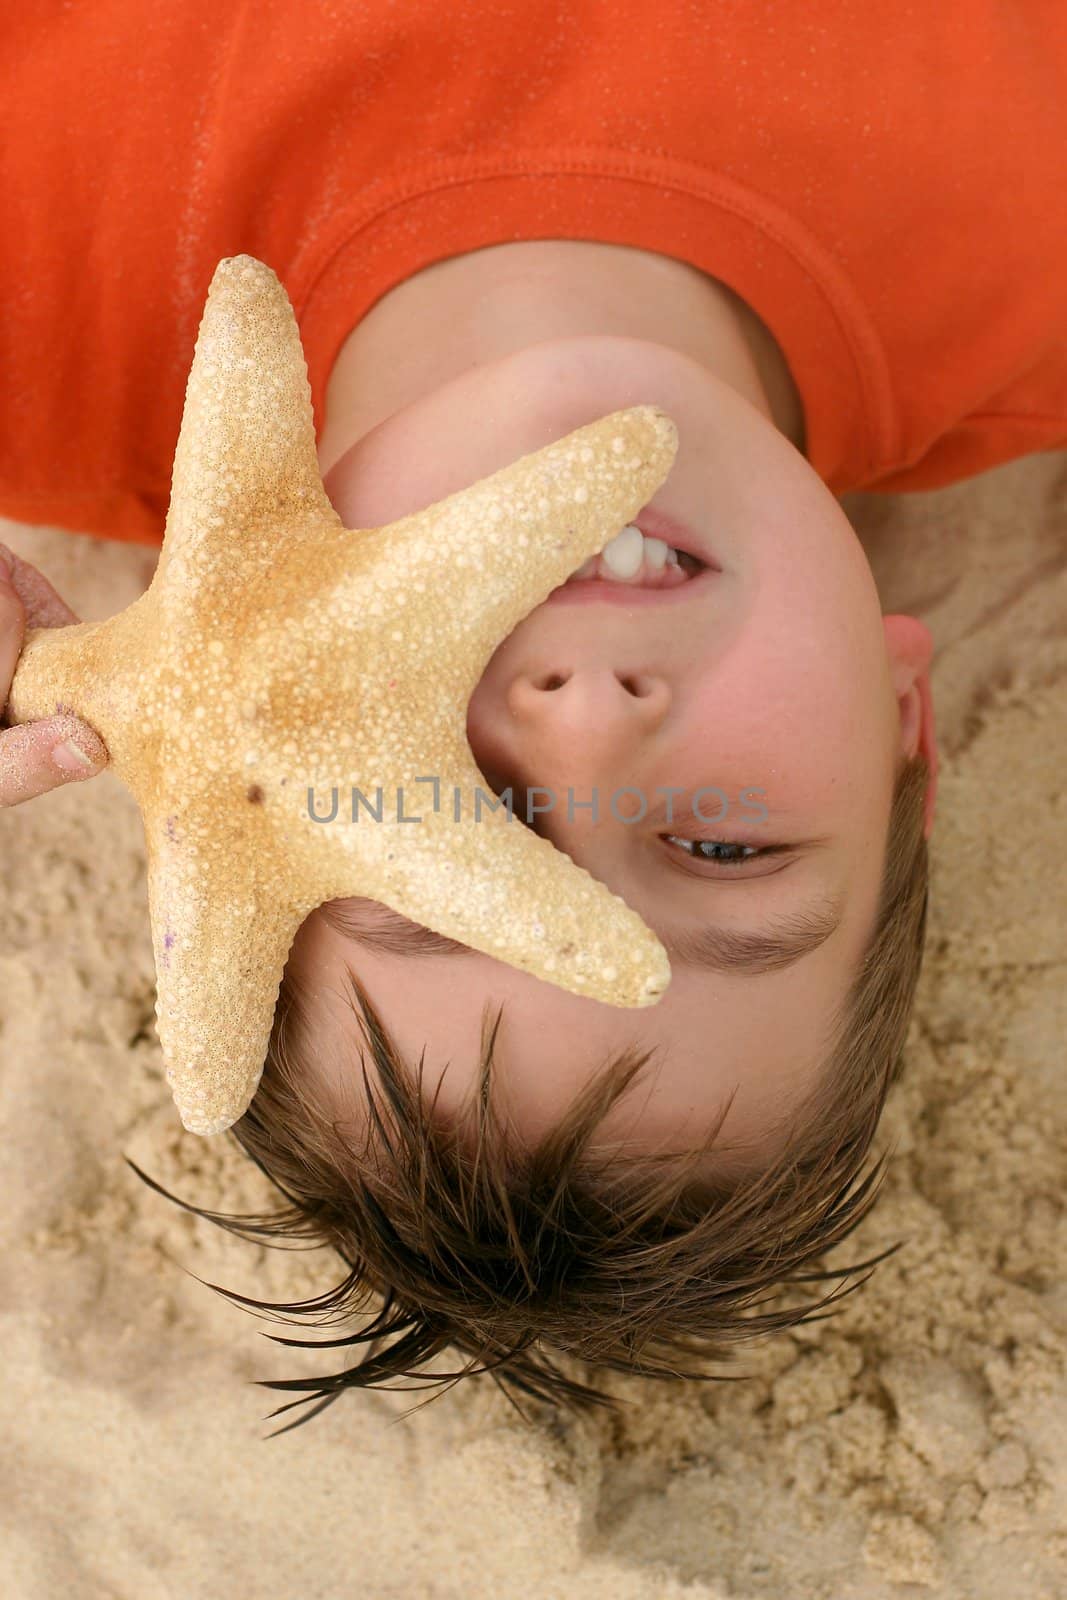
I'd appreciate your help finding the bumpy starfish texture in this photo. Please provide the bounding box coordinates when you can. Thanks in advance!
[7,255,678,1136]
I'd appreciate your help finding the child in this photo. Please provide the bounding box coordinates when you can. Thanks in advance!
[2,1,1061,1432]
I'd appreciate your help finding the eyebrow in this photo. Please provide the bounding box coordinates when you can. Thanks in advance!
[324,888,845,979]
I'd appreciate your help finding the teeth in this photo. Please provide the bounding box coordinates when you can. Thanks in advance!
[600,524,645,578]
[566,526,692,586]
[643,536,669,570]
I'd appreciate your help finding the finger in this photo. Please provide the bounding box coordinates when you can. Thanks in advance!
[0,550,108,802]
[0,549,27,722]
[0,540,82,629]
[0,545,83,730]
[0,714,109,808]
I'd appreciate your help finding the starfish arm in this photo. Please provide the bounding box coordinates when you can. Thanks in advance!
[6,621,106,728]
[311,405,680,703]
[157,255,341,588]
[145,816,301,1136]
[7,601,156,760]
[313,757,672,1009]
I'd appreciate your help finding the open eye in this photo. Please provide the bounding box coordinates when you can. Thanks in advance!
[662,834,792,876]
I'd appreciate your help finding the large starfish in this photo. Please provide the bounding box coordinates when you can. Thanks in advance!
[7,255,676,1136]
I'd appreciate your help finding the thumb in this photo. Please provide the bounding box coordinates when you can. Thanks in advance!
[43,713,110,775]
[0,714,109,808]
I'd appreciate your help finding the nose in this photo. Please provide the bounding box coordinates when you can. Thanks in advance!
[485,664,671,840]
[508,663,670,729]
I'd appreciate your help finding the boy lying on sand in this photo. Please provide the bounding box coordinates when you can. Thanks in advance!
[0,241,941,1431]
[4,0,1060,1429]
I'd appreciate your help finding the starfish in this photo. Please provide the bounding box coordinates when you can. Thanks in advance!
[7,255,677,1137]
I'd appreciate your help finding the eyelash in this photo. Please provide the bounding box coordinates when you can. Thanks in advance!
[662,835,790,872]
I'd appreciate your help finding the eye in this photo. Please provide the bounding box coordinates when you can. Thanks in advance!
[661,834,790,875]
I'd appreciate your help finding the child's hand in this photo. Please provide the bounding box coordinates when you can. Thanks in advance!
[0,542,109,807]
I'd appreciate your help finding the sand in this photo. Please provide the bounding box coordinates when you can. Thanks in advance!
[1,449,1064,1599]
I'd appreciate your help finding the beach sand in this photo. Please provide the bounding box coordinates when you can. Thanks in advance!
[1,450,1064,1598]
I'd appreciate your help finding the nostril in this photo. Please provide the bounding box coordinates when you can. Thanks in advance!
[534,671,654,695]
[618,673,653,697]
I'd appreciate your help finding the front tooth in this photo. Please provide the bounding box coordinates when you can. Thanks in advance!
[643,536,669,570]
[573,556,598,579]
[600,523,644,578]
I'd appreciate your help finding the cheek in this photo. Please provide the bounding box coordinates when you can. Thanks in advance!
[464,679,514,783]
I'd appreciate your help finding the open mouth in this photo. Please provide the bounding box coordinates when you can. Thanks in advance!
[563,509,716,590]
[564,537,702,589]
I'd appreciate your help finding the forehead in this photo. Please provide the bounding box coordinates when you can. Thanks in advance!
[288,891,867,1166]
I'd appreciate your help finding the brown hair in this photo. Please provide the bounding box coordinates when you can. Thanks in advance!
[127,753,930,1437]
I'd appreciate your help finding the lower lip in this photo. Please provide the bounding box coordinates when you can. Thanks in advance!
[543,567,714,605]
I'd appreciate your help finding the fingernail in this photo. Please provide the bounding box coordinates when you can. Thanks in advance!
[52,737,99,772]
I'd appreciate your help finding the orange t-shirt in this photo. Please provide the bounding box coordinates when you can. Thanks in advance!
[2,2,1065,549]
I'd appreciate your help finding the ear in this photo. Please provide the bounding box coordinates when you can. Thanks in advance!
[882,614,939,840]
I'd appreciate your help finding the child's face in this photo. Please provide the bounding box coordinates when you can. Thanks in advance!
[304,336,934,1168]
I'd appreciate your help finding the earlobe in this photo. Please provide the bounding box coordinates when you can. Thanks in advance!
[883,614,939,839]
